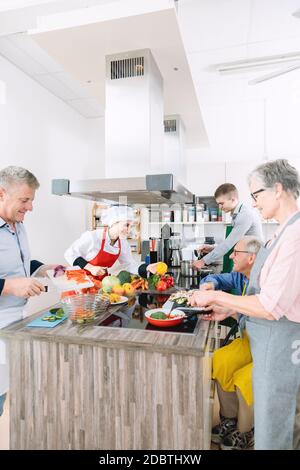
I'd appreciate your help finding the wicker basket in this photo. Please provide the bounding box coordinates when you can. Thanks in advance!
[61,293,110,324]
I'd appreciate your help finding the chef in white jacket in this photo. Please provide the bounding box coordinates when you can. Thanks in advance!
[64,206,140,279]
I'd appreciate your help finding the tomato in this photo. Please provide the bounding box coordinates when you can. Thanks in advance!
[61,290,76,298]
[156,280,168,292]
[160,275,174,288]
[156,295,169,303]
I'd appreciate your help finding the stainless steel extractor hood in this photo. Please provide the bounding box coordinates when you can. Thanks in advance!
[52,174,193,206]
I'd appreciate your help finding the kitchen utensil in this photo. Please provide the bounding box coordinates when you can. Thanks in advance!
[108,296,128,305]
[61,292,110,324]
[47,267,94,292]
[194,249,205,260]
[176,307,213,318]
[26,311,68,328]
[144,308,186,327]
[168,301,178,314]
[180,260,199,277]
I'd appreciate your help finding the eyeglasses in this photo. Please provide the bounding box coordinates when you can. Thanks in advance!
[232,250,252,256]
[250,188,266,201]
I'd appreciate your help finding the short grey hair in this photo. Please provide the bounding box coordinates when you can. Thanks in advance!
[248,159,300,199]
[0,166,40,190]
[241,236,262,254]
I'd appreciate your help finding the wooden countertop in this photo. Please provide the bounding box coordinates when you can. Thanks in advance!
[0,303,211,357]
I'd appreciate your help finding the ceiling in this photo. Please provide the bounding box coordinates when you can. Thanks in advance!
[1,0,300,155]
[0,0,208,148]
[31,5,208,147]
[177,0,300,106]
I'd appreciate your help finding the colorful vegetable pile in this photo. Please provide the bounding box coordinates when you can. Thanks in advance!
[148,273,175,291]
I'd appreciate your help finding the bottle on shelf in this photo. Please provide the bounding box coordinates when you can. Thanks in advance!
[203,210,210,222]
[210,208,218,222]
[188,205,195,222]
[162,209,171,223]
[196,203,205,222]
[182,206,188,223]
[174,207,182,223]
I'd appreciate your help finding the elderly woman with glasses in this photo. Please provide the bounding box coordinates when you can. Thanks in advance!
[191,159,300,450]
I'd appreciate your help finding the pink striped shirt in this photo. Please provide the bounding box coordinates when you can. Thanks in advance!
[258,211,300,322]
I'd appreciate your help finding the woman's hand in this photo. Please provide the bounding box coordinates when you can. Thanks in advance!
[85,264,107,277]
[146,263,158,274]
[190,289,218,308]
[200,305,232,322]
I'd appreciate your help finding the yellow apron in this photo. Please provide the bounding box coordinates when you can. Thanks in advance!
[212,283,253,405]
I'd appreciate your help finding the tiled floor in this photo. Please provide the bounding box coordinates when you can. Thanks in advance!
[0,395,9,450]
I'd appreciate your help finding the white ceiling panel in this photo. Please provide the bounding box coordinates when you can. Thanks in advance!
[53,72,91,98]
[248,0,300,43]
[247,36,300,59]
[0,36,48,74]
[8,32,64,72]
[177,0,252,52]
[33,72,79,100]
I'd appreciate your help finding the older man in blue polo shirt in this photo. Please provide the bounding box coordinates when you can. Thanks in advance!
[0,166,57,417]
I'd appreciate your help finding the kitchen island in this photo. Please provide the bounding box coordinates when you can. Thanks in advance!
[0,296,215,450]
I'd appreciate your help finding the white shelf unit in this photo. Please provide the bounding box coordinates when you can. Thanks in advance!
[148,221,225,225]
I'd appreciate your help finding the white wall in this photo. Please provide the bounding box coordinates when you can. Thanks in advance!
[0,54,105,264]
[0,55,105,312]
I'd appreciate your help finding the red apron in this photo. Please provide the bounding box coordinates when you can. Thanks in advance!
[86,226,121,281]
[61,228,121,298]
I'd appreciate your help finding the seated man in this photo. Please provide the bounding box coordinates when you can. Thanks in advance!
[200,236,262,450]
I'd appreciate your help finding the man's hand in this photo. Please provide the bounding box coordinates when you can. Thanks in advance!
[85,264,107,277]
[200,282,215,291]
[197,244,214,255]
[2,278,45,298]
[192,259,205,270]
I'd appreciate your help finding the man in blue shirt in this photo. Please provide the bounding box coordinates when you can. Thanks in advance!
[200,269,246,296]
[199,235,262,450]
[0,166,58,416]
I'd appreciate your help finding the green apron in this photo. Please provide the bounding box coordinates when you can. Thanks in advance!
[222,224,234,273]
[221,207,243,328]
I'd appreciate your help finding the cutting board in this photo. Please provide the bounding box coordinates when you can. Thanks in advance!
[26,312,68,328]
[47,266,94,292]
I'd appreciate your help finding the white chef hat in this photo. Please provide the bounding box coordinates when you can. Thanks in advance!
[101,205,135,227]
